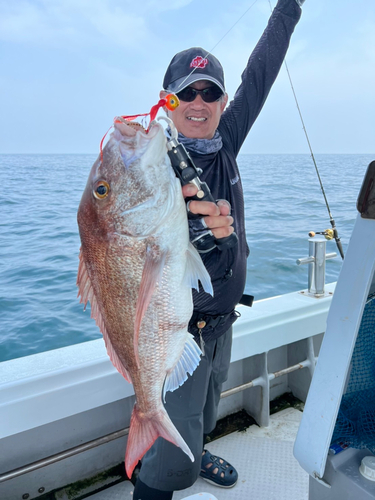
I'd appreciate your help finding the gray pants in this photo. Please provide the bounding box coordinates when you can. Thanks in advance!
[138,328,233,491]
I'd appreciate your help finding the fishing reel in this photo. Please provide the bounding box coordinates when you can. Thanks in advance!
[158,116,238,253]
[309,229,334,240]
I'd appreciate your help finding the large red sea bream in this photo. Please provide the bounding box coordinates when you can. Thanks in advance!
[76,118,212,477]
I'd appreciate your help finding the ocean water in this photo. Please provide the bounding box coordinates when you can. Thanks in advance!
[0,153,373,363]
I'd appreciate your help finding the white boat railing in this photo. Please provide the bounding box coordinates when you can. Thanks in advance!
[0,284,335,499]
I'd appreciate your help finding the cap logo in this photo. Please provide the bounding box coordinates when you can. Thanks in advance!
[190,56,208,69]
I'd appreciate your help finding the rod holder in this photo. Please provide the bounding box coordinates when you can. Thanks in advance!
[297,237,337,296]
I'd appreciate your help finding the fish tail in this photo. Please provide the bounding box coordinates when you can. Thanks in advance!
[125,403,194,478]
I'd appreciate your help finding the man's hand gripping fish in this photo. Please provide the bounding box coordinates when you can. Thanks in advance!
[76,116,212,478]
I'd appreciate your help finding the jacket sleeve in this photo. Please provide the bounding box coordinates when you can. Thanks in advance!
[218,0,302,156]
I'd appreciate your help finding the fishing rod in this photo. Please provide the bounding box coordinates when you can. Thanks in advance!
[175,0,345,260]
[267,0,345,260]
[284,59,345,260]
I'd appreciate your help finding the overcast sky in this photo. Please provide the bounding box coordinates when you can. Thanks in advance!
[1,0,374,154]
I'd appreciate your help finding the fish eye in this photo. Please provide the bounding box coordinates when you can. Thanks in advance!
[93,180,110,199]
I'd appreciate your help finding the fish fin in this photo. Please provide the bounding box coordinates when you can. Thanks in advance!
[125,403,194,479]
[184,242,213,296]
[134,246,167,366]
[163,334,202,402]
[77,249,132,384]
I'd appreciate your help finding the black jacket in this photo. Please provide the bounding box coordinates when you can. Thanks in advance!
[188,0,301,341]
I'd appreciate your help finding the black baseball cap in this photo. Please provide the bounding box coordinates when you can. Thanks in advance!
[163,47,225,94]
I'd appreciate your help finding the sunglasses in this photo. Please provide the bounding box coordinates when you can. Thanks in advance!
[176,85,223,103]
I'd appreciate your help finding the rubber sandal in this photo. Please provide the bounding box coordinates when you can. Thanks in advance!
[199,449,238,488]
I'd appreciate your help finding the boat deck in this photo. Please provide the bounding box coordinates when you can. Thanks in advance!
[89,408,308,500]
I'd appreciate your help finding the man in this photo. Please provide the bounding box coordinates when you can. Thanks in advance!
[133,0,304,498]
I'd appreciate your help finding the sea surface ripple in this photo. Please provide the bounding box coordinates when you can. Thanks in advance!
[0,153,373,362]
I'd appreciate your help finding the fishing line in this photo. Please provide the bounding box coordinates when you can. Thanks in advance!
[267,0,344,260]
[167,0,344,259]
[173,0,259,94]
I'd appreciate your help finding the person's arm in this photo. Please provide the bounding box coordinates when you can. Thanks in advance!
[182,184,234,240]
[219,0,303,155]
[183,0,305,239]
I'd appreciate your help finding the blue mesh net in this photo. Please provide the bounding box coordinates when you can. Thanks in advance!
[331,293,375,452]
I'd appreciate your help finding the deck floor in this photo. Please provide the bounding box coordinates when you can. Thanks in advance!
[89,408,308,500]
